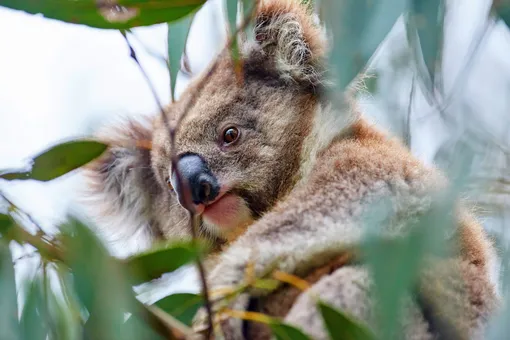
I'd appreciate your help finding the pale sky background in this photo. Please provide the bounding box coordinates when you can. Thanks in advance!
[1,0,510,311]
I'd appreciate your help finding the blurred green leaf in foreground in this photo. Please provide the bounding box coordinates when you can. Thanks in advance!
[0,140,107,182]
[0,0,206,30]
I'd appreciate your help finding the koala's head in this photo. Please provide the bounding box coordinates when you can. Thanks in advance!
[150,0,338,241]
[86,0,352,247]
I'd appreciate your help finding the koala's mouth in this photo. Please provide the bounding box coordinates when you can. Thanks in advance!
[195,188,254,237]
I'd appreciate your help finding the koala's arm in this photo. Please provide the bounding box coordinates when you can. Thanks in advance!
[83,116,165,242]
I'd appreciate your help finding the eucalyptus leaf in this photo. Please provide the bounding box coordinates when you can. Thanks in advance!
[493,0,510,27]
[121,313,165,340]
[270,321,312,340]
[317,300,374,340]
[51,264,84,340]
[226,0,239,34]
[406,0,445,96]
[124,240,208,285]
[168,13,196,101]
[0,213,14,235]
[241,0,255,41]
[46,294,81,340]
[20,276,48,340]
[362,195,452,339]
[0,140,107,182]
[154,293,203,327]
[242,0,255,18]
[320,0,406,91]
[0,241,20,340]
[0,0,206,30]
[60,216,142,340]
[226,0,241,75]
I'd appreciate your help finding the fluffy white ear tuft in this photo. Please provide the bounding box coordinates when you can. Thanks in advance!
[250,0,326,85]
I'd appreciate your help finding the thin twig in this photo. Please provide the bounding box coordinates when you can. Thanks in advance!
[0,190,45,234]
[120,31,167,117]
[127,30,170,66]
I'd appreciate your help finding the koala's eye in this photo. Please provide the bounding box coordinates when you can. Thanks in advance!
[222,126,240,145]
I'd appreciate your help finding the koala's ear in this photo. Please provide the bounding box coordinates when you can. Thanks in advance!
[83,116,162,246]
[248,0,326,85]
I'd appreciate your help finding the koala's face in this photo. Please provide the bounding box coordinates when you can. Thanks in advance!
[151,0,326,241]
[152,58,316,240]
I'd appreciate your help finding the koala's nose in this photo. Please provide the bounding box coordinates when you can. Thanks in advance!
[173,154,220,206]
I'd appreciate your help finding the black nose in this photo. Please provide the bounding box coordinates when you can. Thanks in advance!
[173,154,220,206]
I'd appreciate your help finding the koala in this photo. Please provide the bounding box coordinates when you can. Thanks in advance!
[85,0,500,339]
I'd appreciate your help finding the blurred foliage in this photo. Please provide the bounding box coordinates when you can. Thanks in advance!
[0,0,509,339]
[0,0,205,30]
[0,140,107,182]
[269,321,312,340]
[317,301,375,340]
[406,0,445,101]
[154,293,203,327]
[124,240,209,286]
[167,13,195,102]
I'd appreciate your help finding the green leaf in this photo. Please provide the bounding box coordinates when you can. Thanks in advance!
[317,300,374,340]
[49,265,82,340]
[60,216,142,340]
[0,214,14,235]
[0,241,20,340]
[241,0,256,41]
[362,196,451,339]
[20,276,48,340]
[45,292,81,340]
[320,0,406,91]
[226,0,242,76]
[270,321,312,340]
[120,313,165,340]
[242,0,255,18]
[168,13,195,101]
[226,0,239,34]
[154,293,203,327]
[406,0,445,95]
[124,240,208,285]
[0,0,206,30]
[493,0,510,27]
[0,140,107,182]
